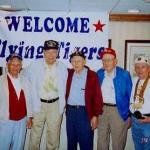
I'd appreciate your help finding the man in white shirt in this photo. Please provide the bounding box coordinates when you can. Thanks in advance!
[0,53,33,150]
[130,56,150,150]
[24,40,68,150]
[97,48,132,150]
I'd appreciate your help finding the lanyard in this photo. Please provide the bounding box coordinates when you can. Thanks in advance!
[134,76,150,103]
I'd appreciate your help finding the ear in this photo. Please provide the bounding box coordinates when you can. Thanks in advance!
[148,65,150,72]
[115,58,118,65]
[43,51,46,56]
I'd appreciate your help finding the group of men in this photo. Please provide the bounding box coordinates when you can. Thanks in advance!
[0,39,149,150]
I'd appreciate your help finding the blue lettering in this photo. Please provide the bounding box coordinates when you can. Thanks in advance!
[34,17,43,32]
[36,46,43,58]
[88,47,97,60]
[8,45,18,54]
[44,17,53,32]
[5,16,20,31]
[23,16,32,32]
[18,41,25,57]
[0,39,7,57]
[24,46,34,58]
[0,39,103,62]
[81,47,88,56]
[80,18,89,33]
[75,47,80,51]
[4,16,90,33]
[55,17,65,32]
[63,42,70,59]
[66,17,78,33]
[97,47,104,59]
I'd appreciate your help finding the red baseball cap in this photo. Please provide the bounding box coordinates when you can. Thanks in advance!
[99,48,116,59]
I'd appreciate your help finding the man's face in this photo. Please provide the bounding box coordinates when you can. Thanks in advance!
[102,54,117,73]
[71,56,86,73]
[135,63,150,79]
[44,49,58,65]
[7,57,22,77]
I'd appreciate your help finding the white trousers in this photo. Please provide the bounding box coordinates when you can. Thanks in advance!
[0,117,27,150]
[29,101,62,150]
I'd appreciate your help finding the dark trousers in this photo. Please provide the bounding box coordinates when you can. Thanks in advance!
[66,105,94,150]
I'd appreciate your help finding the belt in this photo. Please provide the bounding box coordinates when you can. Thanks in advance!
[104,103,116,107]
[144,113,150,117]
[67,104,85,109]
[131,112,150,119]
[40,97,59,103]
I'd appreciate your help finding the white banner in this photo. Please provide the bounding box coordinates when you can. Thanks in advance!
[0,11,108,71]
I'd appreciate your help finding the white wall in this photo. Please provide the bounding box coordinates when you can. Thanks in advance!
[24,21,150,150]
[109,21,150,67]
[109,21,150,150]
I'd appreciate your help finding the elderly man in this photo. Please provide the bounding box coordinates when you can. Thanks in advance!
[130,56,150,150]
[24,40,68,150]
[66,50,103,150]
[0,53,32,150]
[97,48,132,150]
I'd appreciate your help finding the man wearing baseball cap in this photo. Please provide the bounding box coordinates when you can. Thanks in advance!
[97,48,132,150]
[0,53,33,150]
[66,50,103,150]
[24,40,68,150]
[130,56,150,150]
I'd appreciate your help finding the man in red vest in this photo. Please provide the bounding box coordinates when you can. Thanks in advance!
[66,50,103,150]
[0,53,33,150]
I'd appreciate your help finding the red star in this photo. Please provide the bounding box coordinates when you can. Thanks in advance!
[93,20,105,32]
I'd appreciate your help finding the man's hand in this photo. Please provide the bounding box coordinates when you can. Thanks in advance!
[139,117,150,123]
[126,117,132,129]
[90,116,98,130]
[26,117,33,129]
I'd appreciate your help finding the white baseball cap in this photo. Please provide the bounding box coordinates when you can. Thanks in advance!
[134,56,149,65]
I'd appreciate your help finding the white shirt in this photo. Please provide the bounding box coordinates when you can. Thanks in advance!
[39,61,59,100]
[23,59,68,114]
[101,69,116,104]
[8,73,21,98]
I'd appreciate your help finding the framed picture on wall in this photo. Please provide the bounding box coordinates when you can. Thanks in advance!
[0,67,2,76]
[108,39,112,48]
[124,40,150,77]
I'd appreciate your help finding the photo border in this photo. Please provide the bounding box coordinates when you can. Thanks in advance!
[124,40,150,77]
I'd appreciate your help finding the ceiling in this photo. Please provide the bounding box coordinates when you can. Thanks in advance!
[0,0,150,14]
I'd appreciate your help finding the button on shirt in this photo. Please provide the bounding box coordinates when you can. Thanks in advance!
[67,68,87,106]
[39,62,59,100]
[101,69,116,104]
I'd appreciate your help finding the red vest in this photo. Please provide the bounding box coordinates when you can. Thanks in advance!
[7,76,27,121]
[66,67,103,120]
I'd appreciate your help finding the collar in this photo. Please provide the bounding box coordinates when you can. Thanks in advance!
[104,67,116,79]
[44,60,57,70]
[74,67,87,77]
[7,73,20,80]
